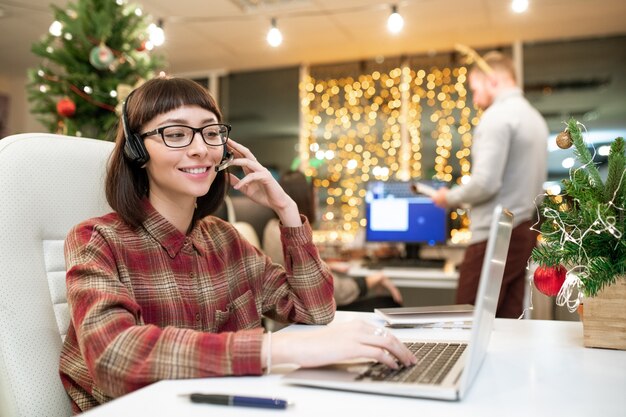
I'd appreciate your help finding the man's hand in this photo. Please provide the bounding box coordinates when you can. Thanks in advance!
[431,187,449,208]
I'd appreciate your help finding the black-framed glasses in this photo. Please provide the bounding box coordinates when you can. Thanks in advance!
[140,123,231,148]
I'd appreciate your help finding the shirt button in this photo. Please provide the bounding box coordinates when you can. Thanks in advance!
[189,272,195,278]
[195,313,201,321]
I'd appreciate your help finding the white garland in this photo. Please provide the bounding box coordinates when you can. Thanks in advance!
[556,268,584,312]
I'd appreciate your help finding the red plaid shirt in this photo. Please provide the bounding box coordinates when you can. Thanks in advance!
[59,201,335,413]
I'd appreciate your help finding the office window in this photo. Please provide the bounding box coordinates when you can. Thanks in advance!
[524,35,626,181]
[219,67,300,174]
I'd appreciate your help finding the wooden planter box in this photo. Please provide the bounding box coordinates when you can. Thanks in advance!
[581,277,626,350]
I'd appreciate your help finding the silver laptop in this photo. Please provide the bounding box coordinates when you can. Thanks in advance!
[283,205,514,401]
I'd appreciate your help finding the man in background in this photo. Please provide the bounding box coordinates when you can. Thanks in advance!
[431,51,548,318]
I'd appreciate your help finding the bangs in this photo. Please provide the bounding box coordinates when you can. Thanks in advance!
[130,78,222,131]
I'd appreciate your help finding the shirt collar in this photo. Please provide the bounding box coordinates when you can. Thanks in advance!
[493,87,522,104]
[141,199,206,258]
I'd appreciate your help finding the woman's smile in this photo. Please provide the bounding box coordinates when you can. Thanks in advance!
[179,166,211,176]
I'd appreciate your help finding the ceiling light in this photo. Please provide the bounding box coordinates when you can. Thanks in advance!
[511,0,529,13]
[548,184,562,195]
[267,18,283,47]
[598,145,610,156]
[562,157,575,169]
[148,19,165,47]
[387,5,404,34]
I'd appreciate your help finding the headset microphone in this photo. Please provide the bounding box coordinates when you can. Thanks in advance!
[215,151,234,172]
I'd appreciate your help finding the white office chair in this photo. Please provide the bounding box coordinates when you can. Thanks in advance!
[0,133,113,417]
[223,196,262,250]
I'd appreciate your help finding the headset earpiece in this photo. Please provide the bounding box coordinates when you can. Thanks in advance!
[121,91,150,165]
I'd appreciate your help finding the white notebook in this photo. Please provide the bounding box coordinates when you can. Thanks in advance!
[374,304,474,326]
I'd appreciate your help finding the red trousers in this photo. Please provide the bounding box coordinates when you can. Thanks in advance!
[456,220,537,318]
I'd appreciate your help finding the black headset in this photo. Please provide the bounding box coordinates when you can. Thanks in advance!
[121,90,233,171]
[121,90,150,165]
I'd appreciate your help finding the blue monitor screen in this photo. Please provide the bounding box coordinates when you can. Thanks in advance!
[364,181,447,245]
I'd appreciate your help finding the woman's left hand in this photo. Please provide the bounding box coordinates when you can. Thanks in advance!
[226,139,301,227]
[365,272,404,304]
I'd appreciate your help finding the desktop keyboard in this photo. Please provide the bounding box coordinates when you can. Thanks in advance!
[378,181,415,198]
[358,342,467,385]
[363,258,446,269]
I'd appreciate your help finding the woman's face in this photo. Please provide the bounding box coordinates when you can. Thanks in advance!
[141,105,224,205]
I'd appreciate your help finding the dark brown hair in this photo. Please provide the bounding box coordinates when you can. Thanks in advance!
[106,77,228,228]
[278,170,316,223]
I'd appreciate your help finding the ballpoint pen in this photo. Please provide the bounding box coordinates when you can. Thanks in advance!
[179,393,292,410]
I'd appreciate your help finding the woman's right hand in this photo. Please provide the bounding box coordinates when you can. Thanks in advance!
[269,320,416,370]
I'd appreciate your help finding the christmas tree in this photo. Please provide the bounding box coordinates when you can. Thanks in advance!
[532,118,626,300]
[26,0,165,139]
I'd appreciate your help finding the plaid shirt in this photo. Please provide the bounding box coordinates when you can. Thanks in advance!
[59,201,335,413]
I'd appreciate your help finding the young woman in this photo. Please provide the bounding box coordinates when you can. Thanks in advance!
[59,77,415,413]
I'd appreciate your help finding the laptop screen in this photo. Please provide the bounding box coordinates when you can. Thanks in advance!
[458,205,513,397]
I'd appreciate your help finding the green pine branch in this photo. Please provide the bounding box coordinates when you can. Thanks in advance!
[582,256,621,296]
[605,137,625,205]
[568,118,605,202]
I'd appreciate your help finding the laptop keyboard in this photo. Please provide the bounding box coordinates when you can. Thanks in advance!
[357,342,467,385]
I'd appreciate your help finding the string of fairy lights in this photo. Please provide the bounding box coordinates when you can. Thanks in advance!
[27,0,530,244]
[300,62,479,244]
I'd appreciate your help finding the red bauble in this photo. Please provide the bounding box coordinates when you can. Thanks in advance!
[136,40,147,51]
[533,265,567,297]
[56,97,76,117]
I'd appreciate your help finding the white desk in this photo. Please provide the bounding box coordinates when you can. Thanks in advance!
[348,262,459,289]
[83,312,626,417]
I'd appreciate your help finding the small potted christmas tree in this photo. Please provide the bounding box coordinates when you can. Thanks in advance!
[532,118,625,350]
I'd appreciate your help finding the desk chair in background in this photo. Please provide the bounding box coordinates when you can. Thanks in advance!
[0,134,113,417]
[213,195,276,250]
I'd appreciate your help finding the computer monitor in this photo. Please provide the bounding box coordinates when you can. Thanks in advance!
[364,180,447,247]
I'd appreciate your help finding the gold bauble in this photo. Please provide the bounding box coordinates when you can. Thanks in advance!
[556,130,573,149]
